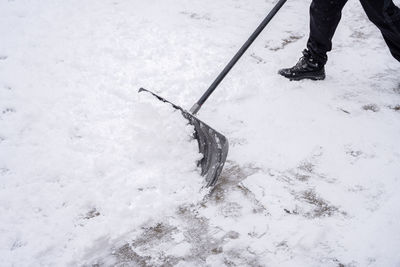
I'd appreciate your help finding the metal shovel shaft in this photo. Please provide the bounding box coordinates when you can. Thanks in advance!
[190,0,287,115]
[139,1,287,186]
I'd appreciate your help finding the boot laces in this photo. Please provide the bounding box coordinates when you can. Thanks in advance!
[293,50,320,70]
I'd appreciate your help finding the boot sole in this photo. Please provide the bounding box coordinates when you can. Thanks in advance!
[288,75,325,81]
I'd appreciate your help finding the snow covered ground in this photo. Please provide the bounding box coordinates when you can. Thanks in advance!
[1,0,400,266]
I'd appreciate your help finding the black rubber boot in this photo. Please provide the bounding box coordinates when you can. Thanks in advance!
[278,49,326,81]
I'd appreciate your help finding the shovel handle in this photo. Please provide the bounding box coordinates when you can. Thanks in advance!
[190,0,288,115]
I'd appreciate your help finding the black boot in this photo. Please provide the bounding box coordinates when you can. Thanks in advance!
[278,49,325,81]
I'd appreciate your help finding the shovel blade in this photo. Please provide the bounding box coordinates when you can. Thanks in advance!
[139,88,228,187]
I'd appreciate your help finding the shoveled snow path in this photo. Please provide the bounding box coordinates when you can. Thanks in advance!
[1,0,400,266]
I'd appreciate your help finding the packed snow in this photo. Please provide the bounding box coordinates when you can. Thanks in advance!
[1,0,399,266]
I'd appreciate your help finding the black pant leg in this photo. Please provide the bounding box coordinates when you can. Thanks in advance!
[307,0,348,64]
[359,0,400,62]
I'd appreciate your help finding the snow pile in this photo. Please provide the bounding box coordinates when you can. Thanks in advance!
[0,85,203,265]
[0,1,209,265]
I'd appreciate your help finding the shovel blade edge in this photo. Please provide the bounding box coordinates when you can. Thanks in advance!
[139,88,229,187]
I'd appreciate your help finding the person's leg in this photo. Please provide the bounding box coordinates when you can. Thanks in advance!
[359,0,400,62]
[278,0,348,81]
[307,0,348,64]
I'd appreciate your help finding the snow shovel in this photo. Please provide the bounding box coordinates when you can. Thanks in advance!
[139,0,287,187]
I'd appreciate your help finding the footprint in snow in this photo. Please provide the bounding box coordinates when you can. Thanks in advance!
[219,202,243,218]
[0,55,7,61]
[296,189,344,218]
[0,168,9,175]
[389,104,400,112]
[265,34,303,51]
[249,53,266,64]
[0,108,16,120]
[362,104,380,112]
[84,208,100,219]
[180,11,213,21]
[2,107,16,115]
[10,239,26,251]
[347,150,363,158]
